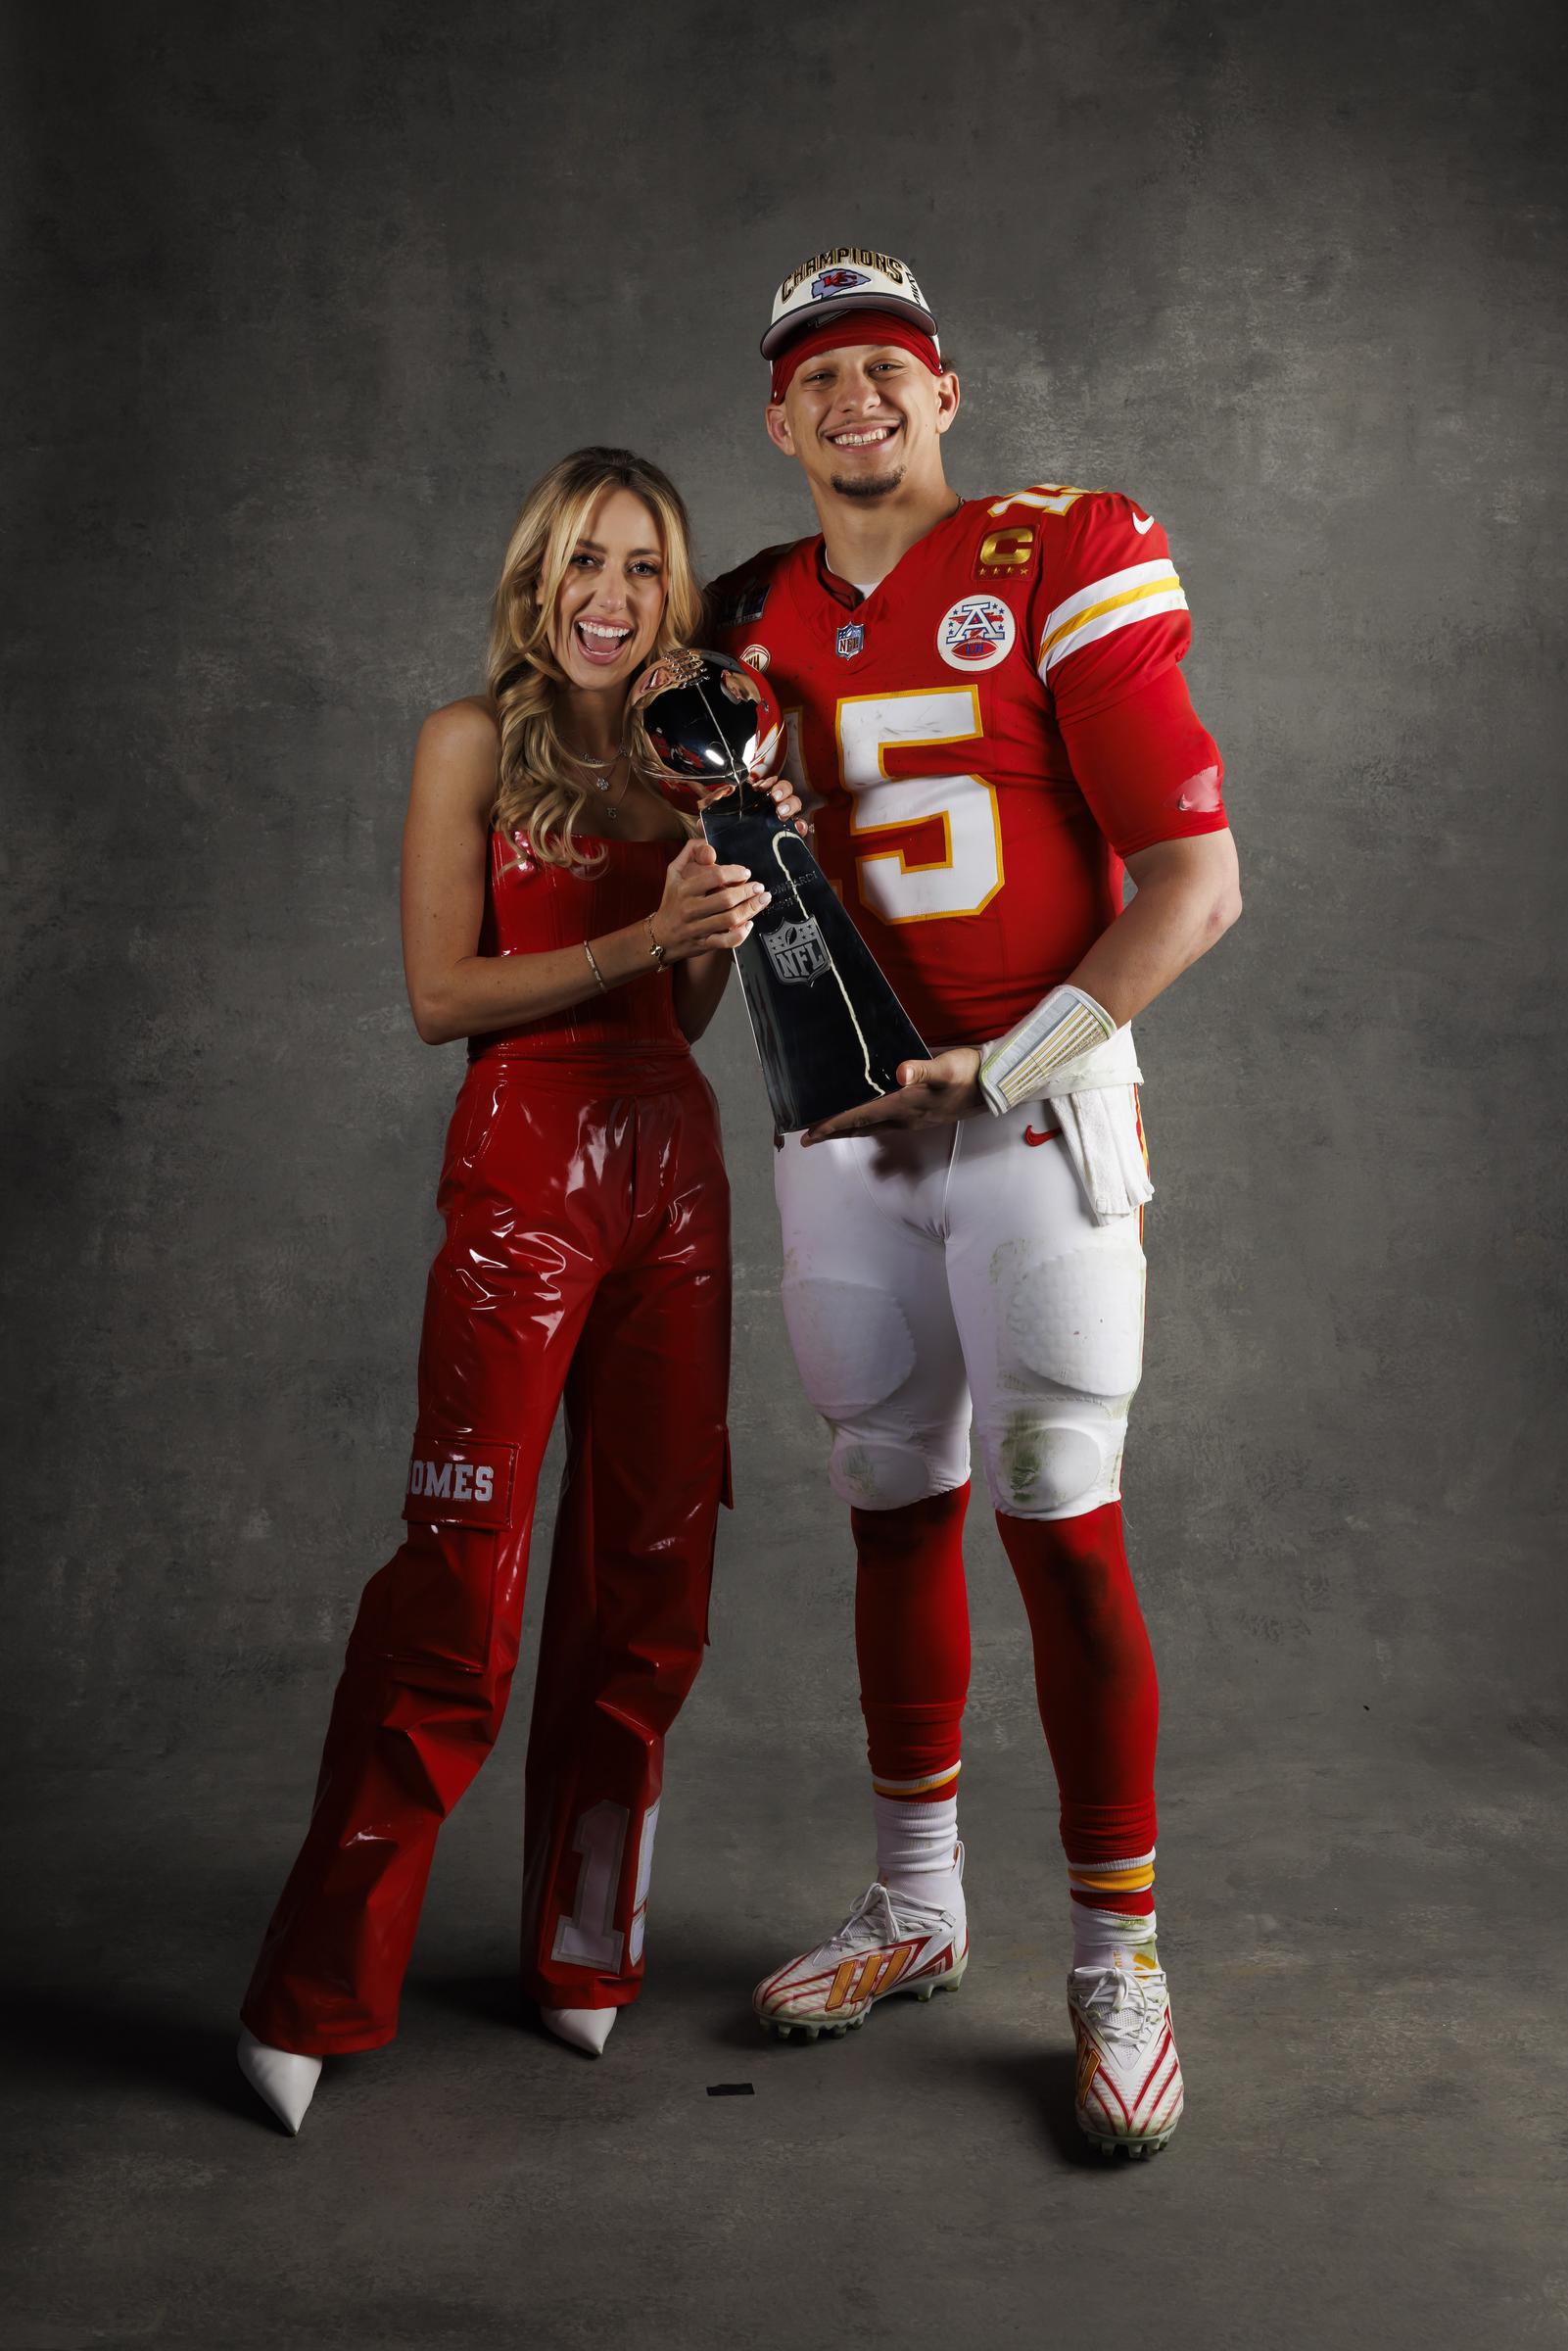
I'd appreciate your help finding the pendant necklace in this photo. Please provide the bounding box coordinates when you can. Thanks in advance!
[599,764,632,823]
[576,746,632,824]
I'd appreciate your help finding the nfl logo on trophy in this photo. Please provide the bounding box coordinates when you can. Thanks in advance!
[764,917,831,985]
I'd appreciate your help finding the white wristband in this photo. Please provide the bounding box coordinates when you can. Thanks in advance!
[977,984,1117,1115]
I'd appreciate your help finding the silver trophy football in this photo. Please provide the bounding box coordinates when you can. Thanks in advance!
[630,648,928,1131]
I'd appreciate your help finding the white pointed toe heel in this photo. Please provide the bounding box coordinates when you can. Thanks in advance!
[237,2028,323,2134]
[542,2005,617,2057]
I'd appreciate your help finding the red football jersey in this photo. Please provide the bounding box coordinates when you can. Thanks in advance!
[709,486,1227,1048]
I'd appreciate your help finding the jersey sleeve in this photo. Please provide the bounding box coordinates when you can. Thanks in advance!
[1026,490,1227,851]
[1059,665,1228,856]
[1029,492,1192,725]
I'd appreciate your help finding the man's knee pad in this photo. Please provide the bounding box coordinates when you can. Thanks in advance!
[780,1277,916,1421]
[829,1434,956,1512]
[782,1278,969,1509]
[984,1411,1124,1520]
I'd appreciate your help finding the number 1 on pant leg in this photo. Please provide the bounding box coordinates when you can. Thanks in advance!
[551,1799,629,1971]
[628,1799,660,1968]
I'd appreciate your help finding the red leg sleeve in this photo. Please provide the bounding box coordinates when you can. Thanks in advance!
[854,1483,972,1799]
[995,1502,1159,1871]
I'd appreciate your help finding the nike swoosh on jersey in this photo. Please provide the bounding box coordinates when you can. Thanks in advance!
[1131,511,1155,534]
[1023,1126,1062,1147]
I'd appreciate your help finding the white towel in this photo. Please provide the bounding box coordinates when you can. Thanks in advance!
[1036,1026,1153,1224]
[1054,1083,1154,1223]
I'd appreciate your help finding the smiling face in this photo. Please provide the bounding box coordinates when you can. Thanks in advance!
[766,342,960,505]
[548,486,668,691]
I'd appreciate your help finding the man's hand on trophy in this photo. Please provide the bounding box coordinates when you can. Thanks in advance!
[651,839,772,958]
[800,1047,986,1144]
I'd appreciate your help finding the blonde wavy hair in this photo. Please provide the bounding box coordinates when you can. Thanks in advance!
[487,447,703,866]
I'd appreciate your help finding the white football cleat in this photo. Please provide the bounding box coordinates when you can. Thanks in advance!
[754,1861,968,2041]
[1069,1955,1184,2156]
[542,2005,617,2057]
[237,2029,322,2135]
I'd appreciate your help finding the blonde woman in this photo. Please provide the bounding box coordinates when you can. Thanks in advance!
[239,449,794,2133]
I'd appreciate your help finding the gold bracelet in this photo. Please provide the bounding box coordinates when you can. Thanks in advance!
[644,916,668,970]
[583,938,608,992]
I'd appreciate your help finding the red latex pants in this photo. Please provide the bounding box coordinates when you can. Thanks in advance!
[241,1046,731,2055]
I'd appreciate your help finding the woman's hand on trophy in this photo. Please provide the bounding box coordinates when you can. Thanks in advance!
[800,1048,988,1144]
[651,839,771,959]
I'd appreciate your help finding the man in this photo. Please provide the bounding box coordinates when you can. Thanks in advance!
[709,248,1241,2156]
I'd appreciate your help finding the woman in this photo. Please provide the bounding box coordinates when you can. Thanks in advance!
[238,448,793,2133]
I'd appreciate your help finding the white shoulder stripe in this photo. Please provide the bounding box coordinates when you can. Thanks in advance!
[1038,558,1179,645]
[1038,583,1187,677]
[1038,588,1189,678]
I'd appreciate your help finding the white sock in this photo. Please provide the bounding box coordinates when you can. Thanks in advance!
[1067,1846,1158,1970]
[1072,1906,1159,1972]
[874,1794,964,1914]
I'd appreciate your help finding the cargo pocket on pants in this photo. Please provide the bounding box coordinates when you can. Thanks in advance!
[358,1433,522,1676]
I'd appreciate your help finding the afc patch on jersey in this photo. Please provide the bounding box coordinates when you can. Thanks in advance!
[937,594,1017,672]
[717,579,770,628]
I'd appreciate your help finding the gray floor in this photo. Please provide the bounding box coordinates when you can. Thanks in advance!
[6,1722,1564,2351]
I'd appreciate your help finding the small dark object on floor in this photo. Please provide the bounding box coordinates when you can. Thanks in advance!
[706,2082,755,2096]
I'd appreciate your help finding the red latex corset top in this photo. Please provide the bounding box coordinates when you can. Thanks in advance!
[469,824,687,1061]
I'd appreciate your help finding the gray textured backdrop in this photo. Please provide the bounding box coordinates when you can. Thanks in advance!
[4,3,1566,2343]
[7,0,1562,1764]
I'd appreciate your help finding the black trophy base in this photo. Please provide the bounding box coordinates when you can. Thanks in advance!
[701,801,928,1133]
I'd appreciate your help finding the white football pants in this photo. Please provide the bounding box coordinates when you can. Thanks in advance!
[774,1091,1148,1521]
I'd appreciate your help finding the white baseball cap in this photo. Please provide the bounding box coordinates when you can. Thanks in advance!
[761,247,939,360]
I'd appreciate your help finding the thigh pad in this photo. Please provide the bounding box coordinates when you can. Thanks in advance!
[780,1277,917,1421]
[990,1233,1145,1403]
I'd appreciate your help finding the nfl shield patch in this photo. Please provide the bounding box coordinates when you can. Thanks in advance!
[764,916,831,984]
[835,622,865,659]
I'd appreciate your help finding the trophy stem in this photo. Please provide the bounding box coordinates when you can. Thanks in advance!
[699,803,928,1131]
[635,645,927,1130]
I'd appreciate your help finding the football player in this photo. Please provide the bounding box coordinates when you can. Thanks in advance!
[709,249,1241,2155]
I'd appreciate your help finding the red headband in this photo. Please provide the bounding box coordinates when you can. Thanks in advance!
[769,310,943,403]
